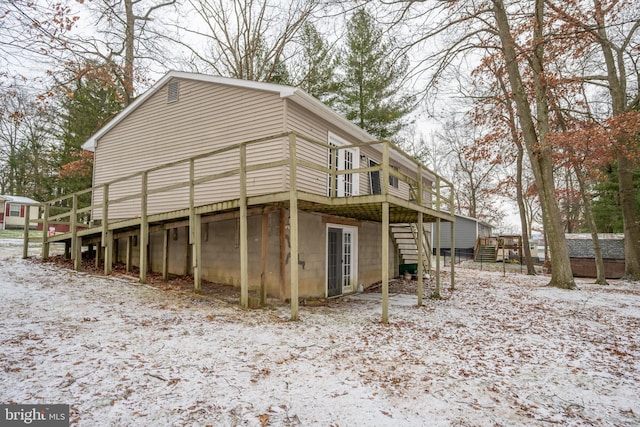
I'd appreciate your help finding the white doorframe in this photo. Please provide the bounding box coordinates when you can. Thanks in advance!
[326,223,358,295]
[328,132,360,197]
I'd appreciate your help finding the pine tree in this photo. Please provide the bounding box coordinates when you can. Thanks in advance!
[54,64,125,207]
[294,22,337,104]
[335,8,415,140]
[591,163,640,233]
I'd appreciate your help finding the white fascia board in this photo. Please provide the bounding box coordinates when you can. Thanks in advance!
[81,71,299,152]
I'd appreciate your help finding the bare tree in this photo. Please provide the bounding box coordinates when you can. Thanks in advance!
[0,0,77,66]
[65,0,177,105]
[171,0,319,82]
[0,89,56,200]
[436,116,500,223]
[546,0,640,279]
[384,0,577,288]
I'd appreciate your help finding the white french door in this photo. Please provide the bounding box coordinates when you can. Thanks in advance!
[327,224,358,296]
[328,133,359,197]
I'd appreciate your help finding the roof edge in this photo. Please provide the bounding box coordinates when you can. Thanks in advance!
[81,71,301,152]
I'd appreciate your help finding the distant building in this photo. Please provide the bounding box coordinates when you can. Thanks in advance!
[565,233,625,279]
[0,195,39,230]
[433,213,493,260]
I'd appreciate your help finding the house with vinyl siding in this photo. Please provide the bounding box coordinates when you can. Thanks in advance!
[432,213,492,260]
[0,195,39,230]
[36,71,455,321]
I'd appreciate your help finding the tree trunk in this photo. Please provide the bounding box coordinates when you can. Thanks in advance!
[575,166,609,285]
[492,0,575,288]
[498,69,537,276]
[517,141,537,275]
[123,0,135,106]
[593,0,640,279]
[618,154,640,279]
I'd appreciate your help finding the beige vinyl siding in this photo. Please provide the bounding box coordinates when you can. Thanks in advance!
[285,101,330,194]
[93,79,286,219]
[286,101,369,196]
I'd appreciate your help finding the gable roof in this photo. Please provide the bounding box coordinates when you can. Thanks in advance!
[0,195,39,205]
[565,233,625,259]
[82,71,377,151]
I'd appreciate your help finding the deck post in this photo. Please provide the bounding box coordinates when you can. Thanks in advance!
[193,214,202,293]
[417,166,424,306]
[139,171,148,284]
[450,187,456,290]
[382,201,390,324]
[279,208,286,300]
[261,211,268,306]
[417,212,424,306]
[126,235,132,272]
[22,205,30,259]
[450,219,455,290]
[239,144,249,308]
[74,236,82,270]
[288,133,299,321]
[330,145,338,197]
[382,142,390,196]
[95,243,101,268]
[162,229,169,281]
[70,194,78,261]
[104,231,113,275]
[435,217,441,297]
[189,159,195,245]
[101,184,109,270]
[42,203,49,259]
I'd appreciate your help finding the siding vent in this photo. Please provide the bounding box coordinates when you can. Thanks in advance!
[167,80,180,103]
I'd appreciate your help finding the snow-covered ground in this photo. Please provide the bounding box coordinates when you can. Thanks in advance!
[1,239,639,426]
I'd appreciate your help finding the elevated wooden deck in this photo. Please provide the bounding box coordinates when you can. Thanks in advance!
[24,132,456,323]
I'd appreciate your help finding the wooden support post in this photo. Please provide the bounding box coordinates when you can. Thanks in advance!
[450,184,455,290]
[162,229,169,281]
[114,239,119,268]
[64,241,70,259]
[417,212,424,307]
[185,226,191,275]
[330,145,337,197]
[70,194,78,260]
[139,171,148,284]
[450,220,455,291]
[279,208,286,301]
[417,166,423,207]
[288,133,299,321]
[261,211,268,306]
[417,166,424,306]
[95,243,101,268]
[42,204,49,260]
[104,231,113,275]
[382,142,390,196]
[22,205,30,259]
[435,218,441,297]
[240,144,249,308]
[74,236,82,271]
[193,214,202,293]
[382,201,390,324]
[126,235,133,272]
[436,176,441,212]
[189,159,195,244]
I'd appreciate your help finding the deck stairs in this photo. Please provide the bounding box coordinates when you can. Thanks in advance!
[391,223,431,277]
[475,245,497,262]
